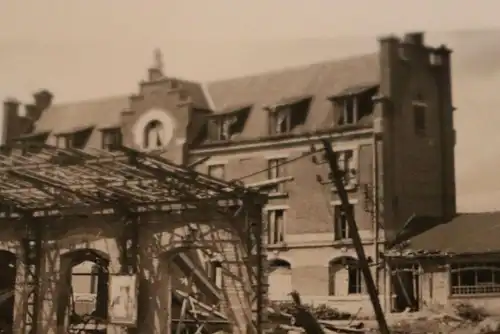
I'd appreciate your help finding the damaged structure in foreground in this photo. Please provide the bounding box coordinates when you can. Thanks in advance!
[0,145,268,334]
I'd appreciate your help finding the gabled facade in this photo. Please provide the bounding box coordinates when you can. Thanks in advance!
[3,31,455,315]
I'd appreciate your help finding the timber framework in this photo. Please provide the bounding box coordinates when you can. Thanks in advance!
[0,143,268,334]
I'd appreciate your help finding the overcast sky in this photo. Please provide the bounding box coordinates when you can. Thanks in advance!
[1,0,500,212]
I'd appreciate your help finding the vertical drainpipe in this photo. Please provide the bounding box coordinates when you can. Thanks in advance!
[373,133,380,293]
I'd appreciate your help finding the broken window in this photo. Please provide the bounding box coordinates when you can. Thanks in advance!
[266,209,285,245]
[329,257,364,296]
[268,99,310,135]
[333,86,377,126]
[56,128,93,149]
[207,116,237,141]
[333,204,355,240]
[267,158,287,193]
[101,128,122,151]
[207,164,226,180]
[59,250,109,329]
[450,262,500,295]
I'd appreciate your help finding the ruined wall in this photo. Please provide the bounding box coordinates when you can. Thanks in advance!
[1,210,259,334]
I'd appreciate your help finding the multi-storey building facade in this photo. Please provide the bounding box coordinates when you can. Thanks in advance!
[3,31,455,315]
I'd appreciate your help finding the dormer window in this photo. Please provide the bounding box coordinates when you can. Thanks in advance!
[206,106,251,142]
[13,131,50,155]
[268,96,311,136]
[55,126,94,149]
[331,84,378,127]
[208,116,236,141]
[101,127,122,151]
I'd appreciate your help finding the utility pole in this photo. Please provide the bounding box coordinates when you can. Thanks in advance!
[321,139,390,334]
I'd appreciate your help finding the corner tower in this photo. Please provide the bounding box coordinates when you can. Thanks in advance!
[376,32,456,239]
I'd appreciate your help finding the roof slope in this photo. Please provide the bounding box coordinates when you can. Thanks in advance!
[35,95,129,134]
[405,212,500,254]
[204,53,379,138]
[31,52,379,140]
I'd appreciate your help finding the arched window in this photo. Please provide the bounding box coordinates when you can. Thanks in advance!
[268,258,292,301]
[59,249,109,328]
[143,120,165,150]
[329,256,364,296]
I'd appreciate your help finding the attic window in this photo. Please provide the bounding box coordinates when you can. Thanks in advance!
[56,127,94,149]
[207,107,250,142]
[268,97,311,135]
[332,85,378,126]
[14,131,50,155]
[101,128,122,151]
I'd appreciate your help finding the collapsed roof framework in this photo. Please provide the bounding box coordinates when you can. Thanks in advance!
[0,142,267,333]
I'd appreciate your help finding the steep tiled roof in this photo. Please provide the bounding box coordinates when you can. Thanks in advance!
[30,53,379,144]
[403,212,500,255]
[35,95,129,134]
[204,53,379,138]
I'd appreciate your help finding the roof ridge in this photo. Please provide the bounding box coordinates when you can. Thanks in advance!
[50,94,129,109]
[204,52,378,86]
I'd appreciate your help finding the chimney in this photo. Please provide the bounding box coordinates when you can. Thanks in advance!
[403,32,424,45]
[2,98,20,145]
[25,104,42,121]
[4,98,20,116]
[33,89,53,111]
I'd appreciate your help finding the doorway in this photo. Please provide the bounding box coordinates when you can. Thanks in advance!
[391,264,420,312]
[0,251,16,333]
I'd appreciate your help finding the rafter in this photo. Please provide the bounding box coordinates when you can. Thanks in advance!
[0,144,263,218]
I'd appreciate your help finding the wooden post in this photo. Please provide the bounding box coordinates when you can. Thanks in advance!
[321,139,390,334]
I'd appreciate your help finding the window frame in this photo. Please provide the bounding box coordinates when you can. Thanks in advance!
[413,101,427,136]
[267,157,287,193]
[450,262,500,296]
[265,208,286,245]
[333,203,355,241]
[207,163,226,180]
[101,128,122,151]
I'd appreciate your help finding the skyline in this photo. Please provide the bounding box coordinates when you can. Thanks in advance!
[1,1,499,212]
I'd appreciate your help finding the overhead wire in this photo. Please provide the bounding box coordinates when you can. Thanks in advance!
[233,148,324,181]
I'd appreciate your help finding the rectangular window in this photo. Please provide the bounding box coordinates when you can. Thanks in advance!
[413,103,427,135]
[208,116,235,141]
[348,265,364,294]
[101,128,122,151]
[266,209,285,245]
[267,158,287,193]
[269,108,292,135]
[450,262,500,295]
[334,204,355,240]
[207,164,226,180]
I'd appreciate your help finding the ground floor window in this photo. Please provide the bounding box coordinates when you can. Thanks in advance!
[450,262,500,295]
[268,258,292,301]
[329,257,365,296]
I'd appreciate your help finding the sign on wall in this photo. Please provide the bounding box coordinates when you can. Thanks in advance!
[132,109,176,151]
[108,274,138,326]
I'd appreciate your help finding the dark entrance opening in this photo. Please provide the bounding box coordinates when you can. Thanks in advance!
[391,264,420,313]
[0,251,16,333]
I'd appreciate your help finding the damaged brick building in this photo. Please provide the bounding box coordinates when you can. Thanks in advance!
[1,30,463,331]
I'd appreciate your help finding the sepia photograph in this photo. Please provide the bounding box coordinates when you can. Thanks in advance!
[0,1,499,333]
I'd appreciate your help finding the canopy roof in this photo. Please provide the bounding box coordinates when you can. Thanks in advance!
[0,144,260,217]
